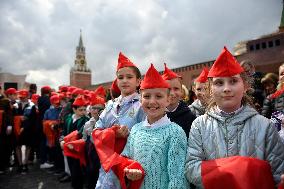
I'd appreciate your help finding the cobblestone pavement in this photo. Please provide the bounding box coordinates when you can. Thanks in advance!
[0,163,72,189]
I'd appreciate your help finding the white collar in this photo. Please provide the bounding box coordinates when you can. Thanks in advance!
[166,102,179,113]
[144,114,171,128]
[72,114,82,123]
[117,93,138,105]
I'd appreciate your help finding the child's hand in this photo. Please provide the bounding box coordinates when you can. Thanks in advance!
[280,174,284,187]
[124,168,142,181]
[116,125,129,138]
[60,141,65,149]
[67,144,74,150]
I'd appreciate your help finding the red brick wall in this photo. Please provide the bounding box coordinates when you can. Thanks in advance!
[70,71,92,89]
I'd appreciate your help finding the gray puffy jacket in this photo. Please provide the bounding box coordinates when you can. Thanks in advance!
[185,105,284,188]
[188,100,206,117]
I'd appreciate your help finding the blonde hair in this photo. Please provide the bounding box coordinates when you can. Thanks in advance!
[277,63,284,90]
[206,72,254,112]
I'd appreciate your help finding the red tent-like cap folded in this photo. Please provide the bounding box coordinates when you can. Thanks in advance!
[195,67,209,83]
[140,64,170,89]
[43,120,59,147]
[117,52,137,71]
[63,139,86,166]
[92,126,126,172]
[162,63,181,80]
[73,96,86,107]
[92,126,144,189]
[93,86,106,97]
[64,130,79,143]
[208,46,244,77]
[201,156,275,189]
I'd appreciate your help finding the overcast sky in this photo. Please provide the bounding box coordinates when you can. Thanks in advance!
[0,0,282,89]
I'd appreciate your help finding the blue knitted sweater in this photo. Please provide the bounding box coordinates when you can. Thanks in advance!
[121,117,188,189]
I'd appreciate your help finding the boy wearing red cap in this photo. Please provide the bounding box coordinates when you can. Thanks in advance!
[189,67,209,117]
[120,64,187,189]
[162,63,196,138]
[14,89,37,174]
[94,52,145,189]
[60,96,89,189]
[42,95,63,171]
[185,47,284,188]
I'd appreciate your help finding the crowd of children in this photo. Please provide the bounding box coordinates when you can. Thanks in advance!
[0,49,284,189]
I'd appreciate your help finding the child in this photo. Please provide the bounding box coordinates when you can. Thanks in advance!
[162,63,196,137]
[189,67,209,117]
[121,64,187,189]
[14,89,37,174]
[185,47,284,188]
[42,95,62,172]
[94,52,145,189]
[262,63,284,118]
[60,96,89,189]
[82,94,105,189]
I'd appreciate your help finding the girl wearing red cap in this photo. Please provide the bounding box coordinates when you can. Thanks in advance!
[185,47,284,188]
[94,52,145,189]
[121,64,187,189]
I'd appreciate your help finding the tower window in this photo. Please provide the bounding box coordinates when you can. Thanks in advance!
[262,42,266,49]
[275,39,280,46]
[268,41,273,47]
[255,44,260,50]
[249,45,254,51]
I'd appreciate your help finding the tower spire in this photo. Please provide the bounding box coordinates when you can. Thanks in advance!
[280,0,284,32]
[79,29,83,48]
[76,30,85,54]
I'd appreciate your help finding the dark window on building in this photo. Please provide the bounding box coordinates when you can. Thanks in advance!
[255,44,260,50]
[4,82,18,90]
[268,41,273,47]
[249,45,254,51]
[262,42,266,49]
[275,39,280,46]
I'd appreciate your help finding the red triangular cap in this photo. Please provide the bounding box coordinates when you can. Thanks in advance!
[208,46,244,77]
[73,96,87,106]
[117,52,137,71]
[140,64,170,89]
[195,67,209,83]
[111,79,121,94]
[162,63,181,80]
[94,86,106,97]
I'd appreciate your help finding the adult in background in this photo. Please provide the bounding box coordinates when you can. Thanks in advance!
[240,60,265,112]
[0,87,15,174]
